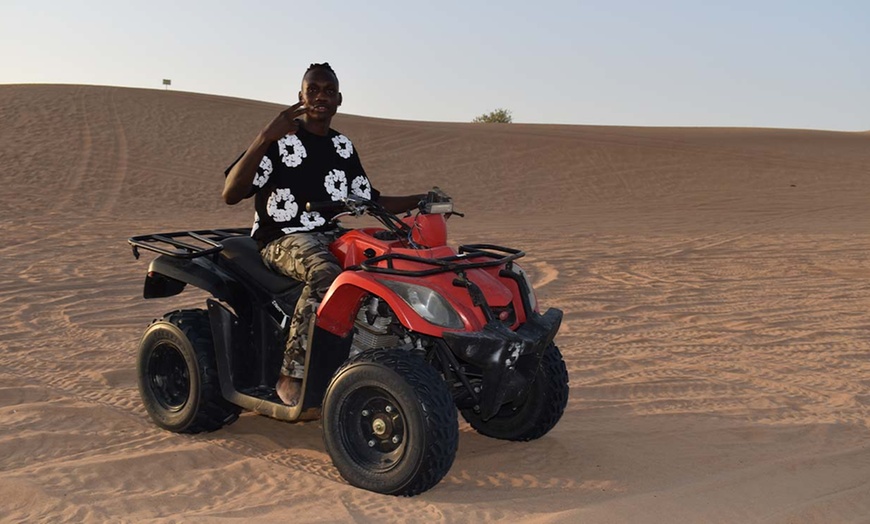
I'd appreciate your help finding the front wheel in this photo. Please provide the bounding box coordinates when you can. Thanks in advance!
[137,309,240,433]
[461,342,569,441]
[322,348,458,496]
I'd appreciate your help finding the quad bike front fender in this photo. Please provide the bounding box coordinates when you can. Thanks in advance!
[317,271,458,338]
[443,308,563,421]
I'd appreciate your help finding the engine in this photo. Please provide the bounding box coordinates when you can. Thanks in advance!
[349,296,401,356]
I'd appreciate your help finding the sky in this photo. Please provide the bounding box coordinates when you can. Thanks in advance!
[1,0,868,131]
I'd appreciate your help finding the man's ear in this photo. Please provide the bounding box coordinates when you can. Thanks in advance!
[298,91,303,103]
[338,93,343,106]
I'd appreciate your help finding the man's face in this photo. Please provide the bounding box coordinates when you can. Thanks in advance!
[299,69,341,121]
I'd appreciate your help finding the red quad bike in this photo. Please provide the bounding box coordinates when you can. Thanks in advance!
[128,190,568,496]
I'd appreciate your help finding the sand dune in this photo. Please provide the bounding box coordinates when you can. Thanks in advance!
[2,84,870,522]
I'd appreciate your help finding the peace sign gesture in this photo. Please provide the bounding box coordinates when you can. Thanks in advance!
[260,102,308,142]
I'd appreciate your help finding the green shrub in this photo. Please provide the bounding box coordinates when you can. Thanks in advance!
[473,108,512,124]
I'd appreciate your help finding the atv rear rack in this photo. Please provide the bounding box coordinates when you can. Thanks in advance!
[358,244,525,277]
[128,228,250,260]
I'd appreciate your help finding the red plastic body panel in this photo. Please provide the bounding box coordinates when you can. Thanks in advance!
[403,213,447,247]
[317,216,527,337]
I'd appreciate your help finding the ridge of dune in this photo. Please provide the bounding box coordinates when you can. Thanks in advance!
[2,84,870,522]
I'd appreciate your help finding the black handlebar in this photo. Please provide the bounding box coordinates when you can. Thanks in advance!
[305,201,347,213]
[306,190,457,249]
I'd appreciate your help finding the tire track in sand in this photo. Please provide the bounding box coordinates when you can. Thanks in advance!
[96,89,129,216]
[530,261,559,289]
[654,206,837,258]
[0,347,344,486]
[56,86,94,210]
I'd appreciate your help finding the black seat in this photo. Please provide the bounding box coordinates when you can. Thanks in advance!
[219,236,300,294]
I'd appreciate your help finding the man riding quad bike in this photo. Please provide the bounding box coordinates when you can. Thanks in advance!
[128,191,569,496]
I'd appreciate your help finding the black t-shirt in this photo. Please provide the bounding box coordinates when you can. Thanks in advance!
[225,125,379,248]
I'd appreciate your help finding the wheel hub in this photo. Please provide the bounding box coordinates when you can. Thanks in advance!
[371,417,388,436]
[148,343,190,412]
[360,401,403,450]
[339,388,407,470]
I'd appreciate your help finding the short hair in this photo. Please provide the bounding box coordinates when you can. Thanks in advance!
[305,62,337,80]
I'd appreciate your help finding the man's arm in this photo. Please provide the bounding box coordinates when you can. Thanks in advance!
[223,103,308,205]
[378,194,426,215]
[223,134,271,205]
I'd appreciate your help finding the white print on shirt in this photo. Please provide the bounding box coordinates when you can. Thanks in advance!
[266,188,299,222]
[351,175,372,199]
[332,134,353,159]
[251,211,260,235]
[281,211,326,234]
[324,169,348,201]
[300,211,326,229]
[278,134,307,167]
[254,156,273,187]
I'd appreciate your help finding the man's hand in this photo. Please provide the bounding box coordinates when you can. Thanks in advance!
[260,102,308,142]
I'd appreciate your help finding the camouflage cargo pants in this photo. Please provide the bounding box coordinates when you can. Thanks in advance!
[260,230,344,378]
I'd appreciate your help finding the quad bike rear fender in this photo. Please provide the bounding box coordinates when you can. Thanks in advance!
[143,255,232,301]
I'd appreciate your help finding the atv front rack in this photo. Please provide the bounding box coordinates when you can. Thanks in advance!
[358,244,525,276]
[128,228,250,260]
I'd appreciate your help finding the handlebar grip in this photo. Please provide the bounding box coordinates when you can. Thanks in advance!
[305,201,346,213]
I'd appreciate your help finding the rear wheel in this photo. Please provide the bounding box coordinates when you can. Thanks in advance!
[322,348,458,496]
[461,342,568,441]
[137,309,240,433]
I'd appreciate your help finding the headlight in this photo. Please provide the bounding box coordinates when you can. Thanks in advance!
[382,281,464,329]
[423,201,453,214]
[512,263,538,312]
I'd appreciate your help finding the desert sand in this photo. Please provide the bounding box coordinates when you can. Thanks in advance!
[2,84,870,522]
